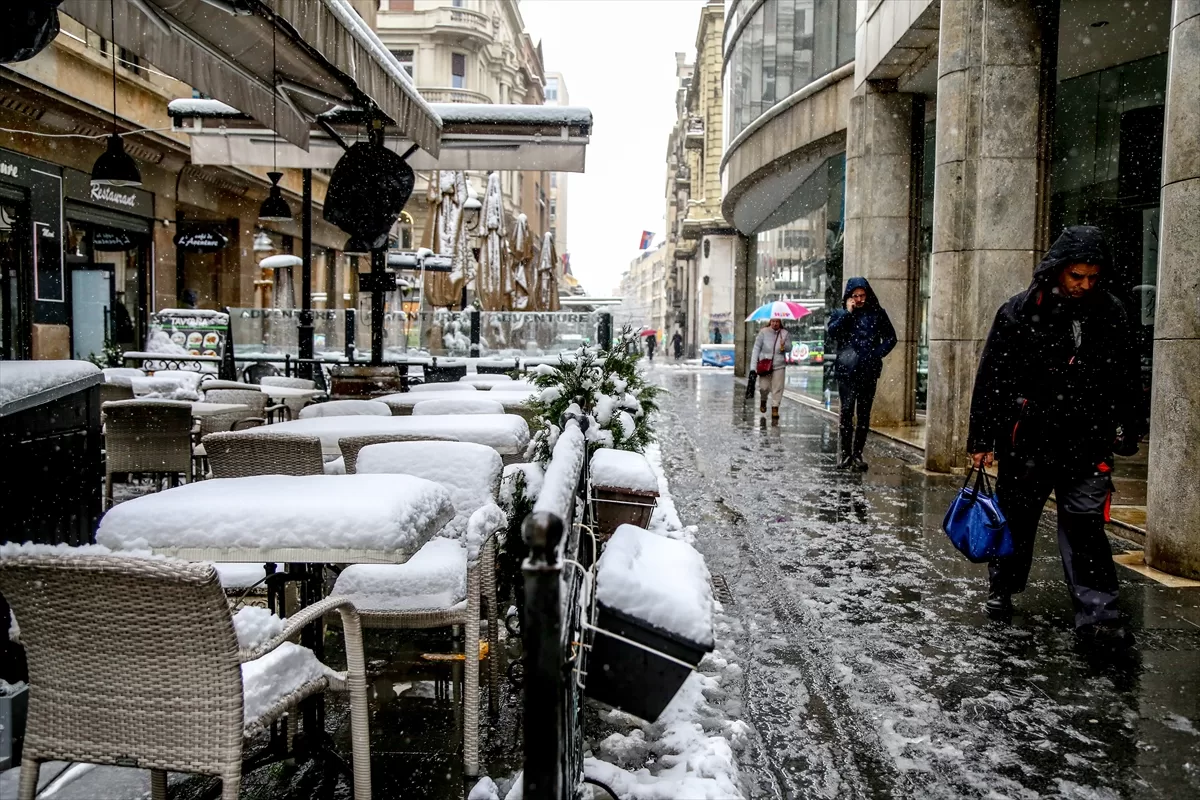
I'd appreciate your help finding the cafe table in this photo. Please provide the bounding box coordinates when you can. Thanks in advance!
[377,390,535,416]
[235,413,531,461]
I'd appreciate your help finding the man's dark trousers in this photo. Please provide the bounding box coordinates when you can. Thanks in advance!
[991,461,1119,628]
[837,374,878,459]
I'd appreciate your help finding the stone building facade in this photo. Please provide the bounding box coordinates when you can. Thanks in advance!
[722,0,1199,579]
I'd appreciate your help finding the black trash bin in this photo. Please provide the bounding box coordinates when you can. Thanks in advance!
[0,361,103,686]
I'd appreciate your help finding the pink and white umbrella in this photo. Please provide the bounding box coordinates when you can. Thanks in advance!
[746,300,812,322]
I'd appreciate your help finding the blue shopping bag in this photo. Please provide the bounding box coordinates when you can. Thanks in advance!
[942,468,1014,563]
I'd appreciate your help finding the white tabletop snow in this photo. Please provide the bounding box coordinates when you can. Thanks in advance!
[236,413,531,456]
[0,361,100,407]
[97,474,455,561]
[410,382,477,393]
[412,398,505,416]
[596,524,714,646]
[379,390,534,411]
[590,449,660,494]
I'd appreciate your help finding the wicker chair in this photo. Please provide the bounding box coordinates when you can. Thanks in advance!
[99,382,135,406]
[338,433,461,475]
[102,400,195,508]
[261,375,318,420]
[203,388,284,426]
[331,519,501,778]
[204,432,326,479]
[0,551,372,800]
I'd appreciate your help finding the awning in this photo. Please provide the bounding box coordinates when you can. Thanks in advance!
[167,100,592,172]
[60,0,441,154]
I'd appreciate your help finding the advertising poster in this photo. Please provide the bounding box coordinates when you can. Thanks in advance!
[149,309,229,360]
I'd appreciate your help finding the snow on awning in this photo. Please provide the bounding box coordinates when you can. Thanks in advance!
[60,0,441,154]
[167,100,591,172]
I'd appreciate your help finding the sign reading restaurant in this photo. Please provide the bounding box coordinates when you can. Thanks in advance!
[89,184,138,209]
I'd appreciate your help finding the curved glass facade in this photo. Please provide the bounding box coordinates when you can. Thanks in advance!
[723,0,856,142]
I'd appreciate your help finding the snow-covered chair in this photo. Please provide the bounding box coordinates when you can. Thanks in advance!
[331,440,507,777]
[298,399,391,419]
[203,431,325,478]
[102,400,194,507]
[411,398,505,416]
[0,549,372,800]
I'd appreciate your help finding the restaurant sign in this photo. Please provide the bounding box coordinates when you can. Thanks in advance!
[174,227,230,252]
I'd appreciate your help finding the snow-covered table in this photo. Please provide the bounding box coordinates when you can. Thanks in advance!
[190,401,252,418]
[96,474,455,564]
[200,380,325,401]
[234,414,531,458]
[378,390,535,416]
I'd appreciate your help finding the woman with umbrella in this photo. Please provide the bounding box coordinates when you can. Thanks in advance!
[748,300,807,422]
[642,328,658,361]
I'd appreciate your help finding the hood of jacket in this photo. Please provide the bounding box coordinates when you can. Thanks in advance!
[1030,224,1113,288]
[842,277,880,308]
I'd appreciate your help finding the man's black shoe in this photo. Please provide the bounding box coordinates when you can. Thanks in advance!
[985,592,1013,619]
[852,456,868,472]
[836,455,853,470]
[1076,622,1136,647]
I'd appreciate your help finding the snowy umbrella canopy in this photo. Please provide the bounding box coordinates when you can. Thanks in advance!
[746,300,812,322]
[475,171,508,311]
[507,213,534,312]
[532,231,560,312]
[421,170,468,309]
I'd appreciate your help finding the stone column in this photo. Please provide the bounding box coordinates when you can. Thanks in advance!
[733,233,756,378]
[924,0,1051,472]
[1145,1,1200,580]
[844,83,920,426]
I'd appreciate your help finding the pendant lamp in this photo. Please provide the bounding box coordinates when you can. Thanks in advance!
[91,0,141,188]
[258,5,291,222]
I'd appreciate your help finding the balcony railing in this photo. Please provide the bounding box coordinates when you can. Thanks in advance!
[684,117,705,149]
[419,87,492,104]
[430,6,493,38]
[674,165,691,190]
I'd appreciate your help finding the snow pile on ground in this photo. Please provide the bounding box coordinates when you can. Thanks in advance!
[97,474,455,553]
[332,537,468,611]
[596,524,714,646]
[644,442,693,543]
[0,360,99,406]
[412,397,505,416]
[590,449,659,494]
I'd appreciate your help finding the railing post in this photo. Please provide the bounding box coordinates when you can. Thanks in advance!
[470,308,481,357]
[522,511,565,800]
[598,312,612,350]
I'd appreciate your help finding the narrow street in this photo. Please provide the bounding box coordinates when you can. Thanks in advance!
[650,367,1200,800]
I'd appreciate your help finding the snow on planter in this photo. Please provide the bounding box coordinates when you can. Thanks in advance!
[590,450,659,539]
[96,474,455,555]
[588,524,715,722]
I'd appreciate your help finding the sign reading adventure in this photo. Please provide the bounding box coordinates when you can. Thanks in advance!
[174,228,230,252]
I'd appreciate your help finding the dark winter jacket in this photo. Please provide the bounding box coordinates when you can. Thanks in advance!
[967,225,1142,472]
[826,277,897,382]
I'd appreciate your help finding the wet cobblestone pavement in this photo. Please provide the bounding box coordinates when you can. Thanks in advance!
[651,367,1200,800]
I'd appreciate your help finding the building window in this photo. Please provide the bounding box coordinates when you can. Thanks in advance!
[451,53,466,89]
[550,173,558,189]
[390,49,414,78]
[452,0,465,7]
[545,78,558,101]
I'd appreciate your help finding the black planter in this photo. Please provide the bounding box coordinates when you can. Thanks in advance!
[585,602,713,722]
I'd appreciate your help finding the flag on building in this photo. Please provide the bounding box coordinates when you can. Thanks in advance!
[639,231,654,250]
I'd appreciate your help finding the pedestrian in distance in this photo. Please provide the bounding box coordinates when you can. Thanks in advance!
[826,277,897,471]
[968,225,1142,644]
[671,330,684,360]
[712,326,723,345]
[645,331,657,362]
[750,317,792,423]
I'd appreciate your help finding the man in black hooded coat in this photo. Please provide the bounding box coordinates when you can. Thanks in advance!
[968,225,1143,641]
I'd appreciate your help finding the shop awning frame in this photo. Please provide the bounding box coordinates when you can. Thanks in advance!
[167,100,592,172]
[60,0,442,154]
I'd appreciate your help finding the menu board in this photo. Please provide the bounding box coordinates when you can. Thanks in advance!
[148,309,230,359]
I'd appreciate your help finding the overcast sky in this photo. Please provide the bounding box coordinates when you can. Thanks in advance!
[519,0,707,296]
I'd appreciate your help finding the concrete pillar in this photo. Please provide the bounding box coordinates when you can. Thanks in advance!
[844,84,921,426]
[1145,1,1200,580]
[924,0,1051,472]
[733,233,756,377]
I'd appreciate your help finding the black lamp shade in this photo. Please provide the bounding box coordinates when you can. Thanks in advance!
[91,134,142,188]
[258,171,292,222]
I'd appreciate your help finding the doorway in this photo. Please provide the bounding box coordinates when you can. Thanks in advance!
[70,266,113,362]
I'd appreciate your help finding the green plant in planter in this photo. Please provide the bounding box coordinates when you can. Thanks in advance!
[524,325,662,465]
[85,338,124,369]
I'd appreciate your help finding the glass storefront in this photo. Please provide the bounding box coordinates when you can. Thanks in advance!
[723,0,856,142]
[1051,51,1168,433]
[753,152,845,404]
[915,122,935,414]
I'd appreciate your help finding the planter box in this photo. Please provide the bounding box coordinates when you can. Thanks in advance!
[586,603,712,722]
[592,487,658,541]
[0,684,28,770]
